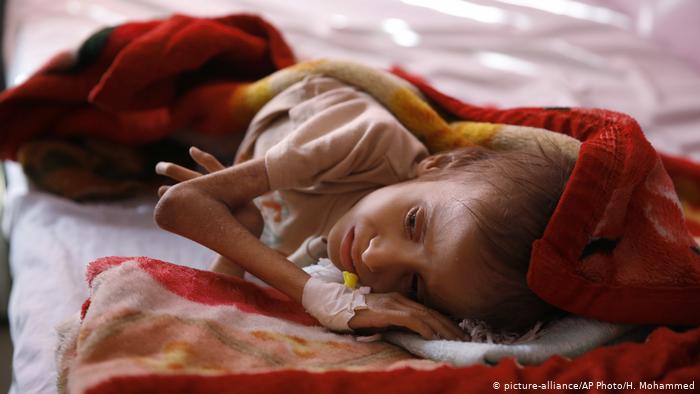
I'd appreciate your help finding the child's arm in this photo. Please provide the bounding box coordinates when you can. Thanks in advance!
[155,157,308,300]
[155,151,464,340]
[157,147,262,277]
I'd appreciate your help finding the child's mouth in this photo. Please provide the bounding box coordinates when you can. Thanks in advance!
[340,226,357,274]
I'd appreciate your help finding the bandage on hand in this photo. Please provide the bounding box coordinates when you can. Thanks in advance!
[301,277,371,331]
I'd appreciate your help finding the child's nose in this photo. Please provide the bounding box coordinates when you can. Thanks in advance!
[360,236,417,294]
[361,235,416,272]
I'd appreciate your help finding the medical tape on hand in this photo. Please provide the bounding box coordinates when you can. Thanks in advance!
[301,277,371,331]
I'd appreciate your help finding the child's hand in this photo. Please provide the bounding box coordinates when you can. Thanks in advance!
[348,292,465,340]
[156,146,226,196]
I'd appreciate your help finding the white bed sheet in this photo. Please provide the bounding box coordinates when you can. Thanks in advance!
[3,1,700,393]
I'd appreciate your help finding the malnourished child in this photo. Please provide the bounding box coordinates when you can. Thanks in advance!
[155,75,573,340]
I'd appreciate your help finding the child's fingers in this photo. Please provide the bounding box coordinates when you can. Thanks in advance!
[404,309,461,341]
[158,185,170,198]
[383,293,461,340]
[350,308,435,339]
[190,146,226,173]
[353,293,462,340]
[155,161,202,181]
[385,311,437,340]
[392,295,465,340]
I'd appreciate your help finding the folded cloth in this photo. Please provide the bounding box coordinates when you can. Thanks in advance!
[0,13,295,199]
[384,317,633,366]
[0,14,293,150]
[59,257,700,394]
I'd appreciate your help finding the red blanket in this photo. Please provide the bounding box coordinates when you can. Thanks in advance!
[0,13,293,153]
[0,14,294,199]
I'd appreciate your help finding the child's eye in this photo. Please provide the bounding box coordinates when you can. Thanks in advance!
[405,207,419,239]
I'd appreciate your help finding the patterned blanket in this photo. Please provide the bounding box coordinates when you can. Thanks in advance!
[57,257,439,393]
[58,257,700,394]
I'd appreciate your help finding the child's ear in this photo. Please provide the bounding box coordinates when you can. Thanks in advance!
[417,147,492,176]
[416,155,444,176]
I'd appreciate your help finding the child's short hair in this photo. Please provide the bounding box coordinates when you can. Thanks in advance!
[416,143,575,331]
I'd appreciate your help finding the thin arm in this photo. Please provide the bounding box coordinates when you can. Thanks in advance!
[154,158,310,302]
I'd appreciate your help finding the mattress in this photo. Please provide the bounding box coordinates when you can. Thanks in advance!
[3,1,700,393]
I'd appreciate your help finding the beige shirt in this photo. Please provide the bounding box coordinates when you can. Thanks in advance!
[237,75,428,264]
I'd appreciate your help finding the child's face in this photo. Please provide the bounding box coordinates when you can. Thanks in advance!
[327,178,494,319]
